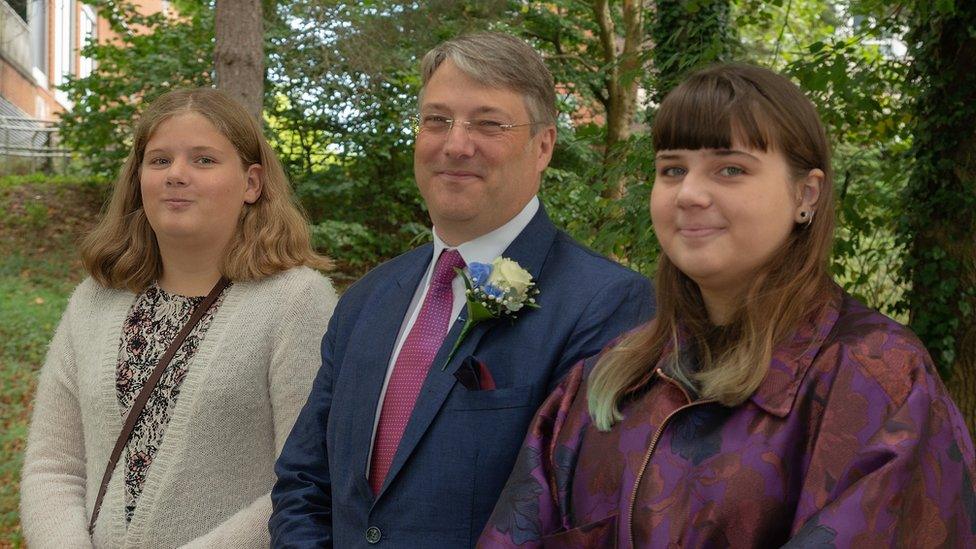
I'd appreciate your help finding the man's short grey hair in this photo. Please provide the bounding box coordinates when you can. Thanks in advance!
[420,32,557,128]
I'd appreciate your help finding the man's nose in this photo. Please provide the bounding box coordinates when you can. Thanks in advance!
[441,122,476,158]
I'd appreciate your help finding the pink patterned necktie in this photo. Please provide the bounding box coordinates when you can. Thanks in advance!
[369,248,466,494]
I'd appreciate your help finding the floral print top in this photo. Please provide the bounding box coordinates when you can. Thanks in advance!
[115,282,229,524]
[479,286,976,548]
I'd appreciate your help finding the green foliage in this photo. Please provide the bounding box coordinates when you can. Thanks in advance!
[0,173,106,189]
[0,258,85,547]
[541,130,660,273]
[57,0,215,177]
[51,0,959,339]
[650,0,735,102]
[512,0,607,113]
[0,178,103,544]
[829,140,909,316]
[898,0,976,373]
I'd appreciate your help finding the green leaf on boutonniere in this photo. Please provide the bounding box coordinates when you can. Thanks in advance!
[440,261,540,370]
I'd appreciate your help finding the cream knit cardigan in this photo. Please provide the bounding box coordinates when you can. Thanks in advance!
[20,267,338,548]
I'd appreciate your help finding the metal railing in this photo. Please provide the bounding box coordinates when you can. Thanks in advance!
[0,115,70,174]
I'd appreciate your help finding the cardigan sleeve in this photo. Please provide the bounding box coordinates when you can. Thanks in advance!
[786,345,976,547]
[178,270,339,549]
[20,291,95,548]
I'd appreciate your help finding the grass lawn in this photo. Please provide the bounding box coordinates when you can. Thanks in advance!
[0,176,106,547]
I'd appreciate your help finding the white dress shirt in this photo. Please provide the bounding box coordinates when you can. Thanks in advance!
[366,196,540,472]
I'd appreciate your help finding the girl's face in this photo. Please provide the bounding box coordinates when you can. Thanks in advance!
[650,141,820,299]
[139,112,261,251]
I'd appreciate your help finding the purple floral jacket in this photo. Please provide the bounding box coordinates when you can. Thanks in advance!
[479,289,976,548]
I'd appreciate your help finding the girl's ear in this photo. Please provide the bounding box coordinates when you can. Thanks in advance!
[244,164,263,204]
[794,168,823,223]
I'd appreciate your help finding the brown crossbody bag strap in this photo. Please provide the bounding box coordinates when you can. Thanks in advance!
[88,277,230,535]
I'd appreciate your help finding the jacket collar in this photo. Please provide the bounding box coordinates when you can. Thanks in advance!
[747,285,843,417]
[648,284,843,417]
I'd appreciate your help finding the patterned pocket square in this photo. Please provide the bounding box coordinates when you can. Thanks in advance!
[453,355,497,391]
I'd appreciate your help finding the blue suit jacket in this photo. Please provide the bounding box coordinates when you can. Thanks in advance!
[271,208,654,548]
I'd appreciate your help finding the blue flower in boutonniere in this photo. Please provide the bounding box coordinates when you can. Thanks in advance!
[441,257,540,370]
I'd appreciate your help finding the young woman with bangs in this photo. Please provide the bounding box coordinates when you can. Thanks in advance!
[20,88,338,547]
[479,64,975,547]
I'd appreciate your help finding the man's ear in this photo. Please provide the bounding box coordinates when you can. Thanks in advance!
[244,164,263,204]
[534,125,557,172]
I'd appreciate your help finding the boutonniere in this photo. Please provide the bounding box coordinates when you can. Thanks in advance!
[441,257,540,370]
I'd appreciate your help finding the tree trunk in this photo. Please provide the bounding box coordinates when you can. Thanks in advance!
[905,4,976,436]
[943,127,976,435]
[593,0,645,199]
[214,0,264,121]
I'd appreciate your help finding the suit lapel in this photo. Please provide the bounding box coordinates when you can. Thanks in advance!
[374,207,558,499]
[344,245,433,501]
[496,206,557,285]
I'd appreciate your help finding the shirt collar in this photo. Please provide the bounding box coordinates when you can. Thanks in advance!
[431,196,540,266]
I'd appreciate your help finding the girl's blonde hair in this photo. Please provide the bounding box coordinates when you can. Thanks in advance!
[82,88,332,291]
[589,64,836,430]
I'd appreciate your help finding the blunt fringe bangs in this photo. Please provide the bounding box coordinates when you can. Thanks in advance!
[652,70,773,153]
[81,87,332,292]
[589,63,836,431]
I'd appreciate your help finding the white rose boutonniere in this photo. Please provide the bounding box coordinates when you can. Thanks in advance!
[441,257,540,370]
[487,257,533,301]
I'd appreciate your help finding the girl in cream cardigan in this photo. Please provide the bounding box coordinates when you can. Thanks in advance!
[20,88,338,548]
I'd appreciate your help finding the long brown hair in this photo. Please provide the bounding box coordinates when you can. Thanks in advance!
[589,64,836,430]
[81,88,332,291]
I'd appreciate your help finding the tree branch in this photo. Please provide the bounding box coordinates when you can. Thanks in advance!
[593,0,617,68]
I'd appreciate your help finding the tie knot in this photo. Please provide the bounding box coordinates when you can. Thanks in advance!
[432,249,465,287]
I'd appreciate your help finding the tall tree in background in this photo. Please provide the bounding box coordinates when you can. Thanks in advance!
[650,0,733,102]
[594,0,645,199]
[519,0,651,199]
[902,0,976,431]
[214,0,264,119]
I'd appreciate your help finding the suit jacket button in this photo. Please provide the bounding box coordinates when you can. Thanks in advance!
[366,526,382,544]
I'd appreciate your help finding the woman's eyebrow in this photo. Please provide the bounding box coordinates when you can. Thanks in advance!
[713,149,760,161]
[655,152,684,160]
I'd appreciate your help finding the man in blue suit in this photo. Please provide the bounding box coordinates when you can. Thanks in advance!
[270,32,654,548]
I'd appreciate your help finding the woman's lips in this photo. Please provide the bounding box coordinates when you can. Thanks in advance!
[163,198,192,209]
[677,227,725,238]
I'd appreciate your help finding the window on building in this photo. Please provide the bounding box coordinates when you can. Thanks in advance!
[9,0,28,22]
[29,0,47,75]
[53,0,76,89]
[79,4,96,78]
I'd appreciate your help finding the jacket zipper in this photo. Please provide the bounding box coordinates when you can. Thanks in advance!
[625,368,715,548]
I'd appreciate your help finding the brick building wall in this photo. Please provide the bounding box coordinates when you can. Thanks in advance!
[1,0,166,121]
